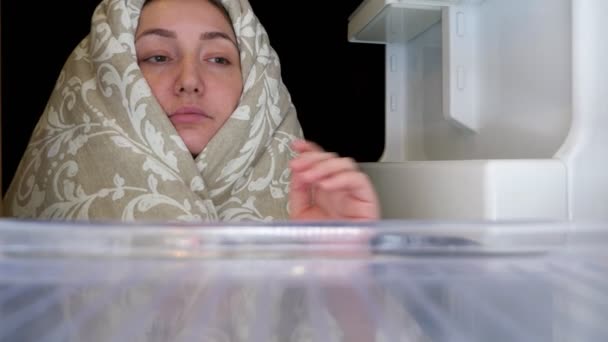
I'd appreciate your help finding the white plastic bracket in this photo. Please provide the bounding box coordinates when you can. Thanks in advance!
[382,36,408,162]
[442,3,480,133]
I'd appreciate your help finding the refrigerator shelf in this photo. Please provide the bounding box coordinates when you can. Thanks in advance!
[0,219,607,341]
[348,0,459,44]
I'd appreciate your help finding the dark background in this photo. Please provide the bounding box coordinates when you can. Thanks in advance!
[1,0,385,194]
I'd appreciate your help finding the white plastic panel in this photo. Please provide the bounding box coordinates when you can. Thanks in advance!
[360,159,567,220]
[383,38,409,160]
[555,0,608,221]
[442,4,479,132]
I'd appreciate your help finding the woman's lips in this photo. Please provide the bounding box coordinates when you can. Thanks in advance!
[170,106,212,124]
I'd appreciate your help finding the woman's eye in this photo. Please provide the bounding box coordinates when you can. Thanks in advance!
[208,57,230,65]
[144,55,169,63]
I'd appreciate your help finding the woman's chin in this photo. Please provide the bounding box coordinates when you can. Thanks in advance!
[177,130,209,157]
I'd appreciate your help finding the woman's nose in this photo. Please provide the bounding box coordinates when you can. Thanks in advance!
[175,59,204,95]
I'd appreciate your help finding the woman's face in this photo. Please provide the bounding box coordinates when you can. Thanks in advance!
[135,0,242,156]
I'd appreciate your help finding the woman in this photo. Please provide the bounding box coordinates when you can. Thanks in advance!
[4,0,379,221]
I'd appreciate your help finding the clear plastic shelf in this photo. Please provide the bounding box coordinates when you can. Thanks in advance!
[0,219,608,341]
[348,0,458,43]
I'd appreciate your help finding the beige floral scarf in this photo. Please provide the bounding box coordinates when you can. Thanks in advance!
[4,0,302,221]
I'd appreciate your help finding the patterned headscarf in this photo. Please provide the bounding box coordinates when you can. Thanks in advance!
[4,0,303,221]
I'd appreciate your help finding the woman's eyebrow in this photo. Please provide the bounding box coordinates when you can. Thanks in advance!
[200,31,238,49]
[135,28,176,42]
[135,29,237,49]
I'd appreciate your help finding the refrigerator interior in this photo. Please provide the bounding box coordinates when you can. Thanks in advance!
[0,3,607,341]
[348,0,608,221]
[350,0,571,161]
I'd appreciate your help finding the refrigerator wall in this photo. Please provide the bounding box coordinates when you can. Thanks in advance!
[348,0,608,221]
[556,0,608,221]
[0,3,3,216]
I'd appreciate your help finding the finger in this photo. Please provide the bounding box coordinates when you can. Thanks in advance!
[317,171,378,204]
[335,201,380,221]
[294,156,358,184]
[320,171,380,220]
[289,151,339,171]
[291,139,324,154]
[289,173,313,214]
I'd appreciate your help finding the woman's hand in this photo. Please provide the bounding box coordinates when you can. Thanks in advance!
[288,140,380,221]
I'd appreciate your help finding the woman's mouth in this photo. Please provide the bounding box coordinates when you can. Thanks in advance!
[170,106,212,124]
